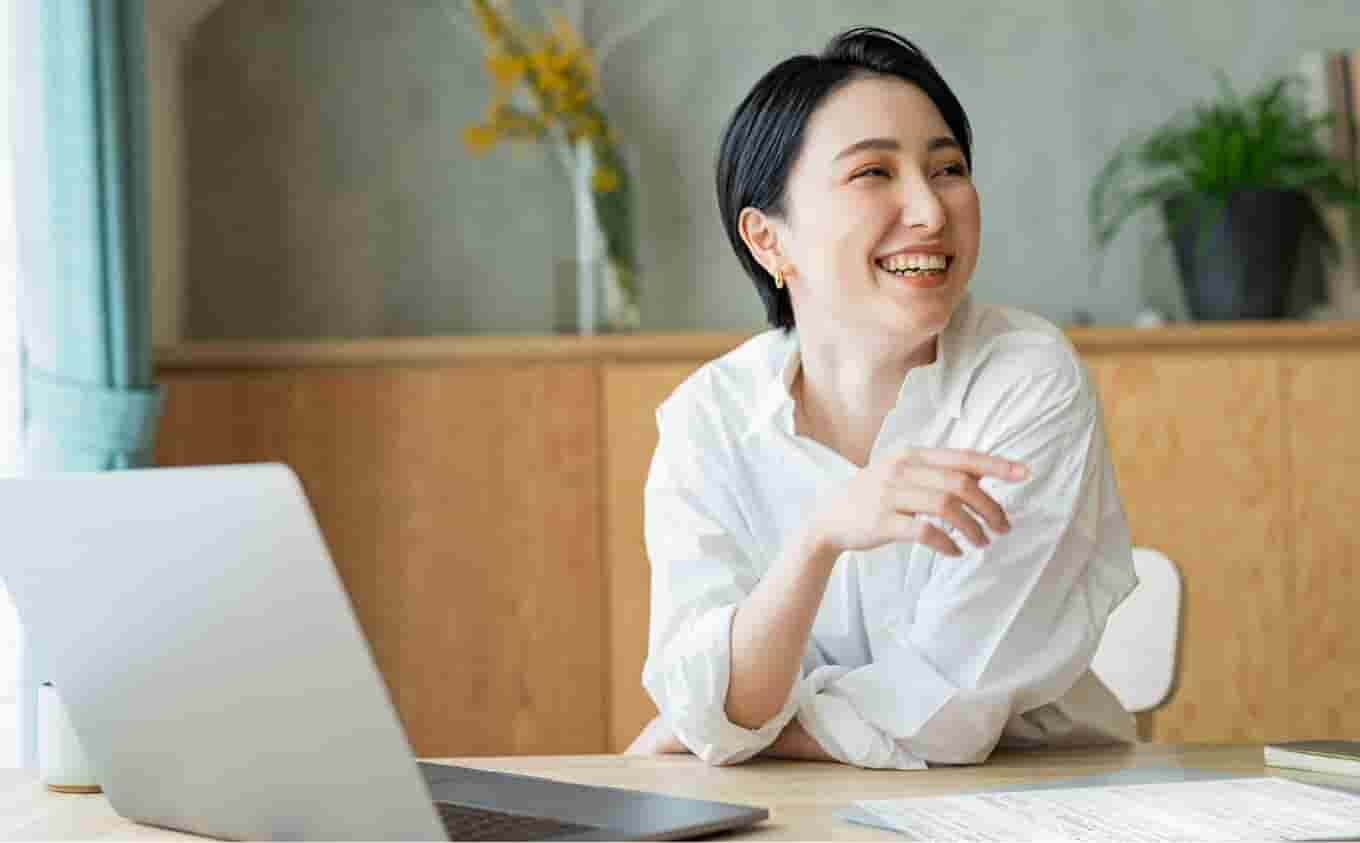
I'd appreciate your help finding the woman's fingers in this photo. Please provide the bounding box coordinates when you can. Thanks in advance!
[895,515,962,556]
[823,447,1028,557]
[898,466,1010,534]
[901,447,1029,482]
[895,486,988,548]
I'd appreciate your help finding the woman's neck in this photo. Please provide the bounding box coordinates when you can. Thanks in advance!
[793,330,938,467]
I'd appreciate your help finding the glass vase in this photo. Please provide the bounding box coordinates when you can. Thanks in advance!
[557,138,641,334]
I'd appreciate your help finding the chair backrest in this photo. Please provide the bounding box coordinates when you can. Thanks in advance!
[1090,547,1182,713]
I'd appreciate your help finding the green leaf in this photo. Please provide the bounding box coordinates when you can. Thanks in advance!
[1090,69,1360,251]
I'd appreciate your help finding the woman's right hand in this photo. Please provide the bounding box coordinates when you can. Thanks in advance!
[808,447,1029,557]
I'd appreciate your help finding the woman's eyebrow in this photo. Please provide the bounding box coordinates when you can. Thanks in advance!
[834,137,899,160]
[834,135,959,161]
[927,136,961,153]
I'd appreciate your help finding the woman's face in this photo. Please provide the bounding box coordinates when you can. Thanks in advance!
[774,75,980,341]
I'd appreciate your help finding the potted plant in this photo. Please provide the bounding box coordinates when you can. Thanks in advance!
[1090,74,1360,320]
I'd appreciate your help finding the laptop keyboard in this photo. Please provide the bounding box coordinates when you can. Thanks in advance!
[435,801,596,841]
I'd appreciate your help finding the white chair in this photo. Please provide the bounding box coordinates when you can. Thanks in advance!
[1090,547,1182,713]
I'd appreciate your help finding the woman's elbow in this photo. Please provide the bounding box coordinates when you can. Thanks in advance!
[903,693,1010,765]
[699,750,752,767]
[685,737,768,767]
[723,699,785,732]
[913,734,998,766]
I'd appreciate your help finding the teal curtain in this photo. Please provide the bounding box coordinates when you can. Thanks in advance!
[10,0,161,769]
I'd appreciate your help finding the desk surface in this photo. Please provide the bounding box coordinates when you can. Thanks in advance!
[3,744,1355,840]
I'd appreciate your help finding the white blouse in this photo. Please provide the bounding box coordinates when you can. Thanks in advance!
[640,295,1139,769]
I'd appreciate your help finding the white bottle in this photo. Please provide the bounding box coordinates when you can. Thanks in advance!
[37,683,101,794]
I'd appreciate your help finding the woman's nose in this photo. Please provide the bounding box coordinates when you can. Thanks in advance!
[901,180,946,232]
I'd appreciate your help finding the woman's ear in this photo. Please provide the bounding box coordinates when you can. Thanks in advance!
[738,207,784,278]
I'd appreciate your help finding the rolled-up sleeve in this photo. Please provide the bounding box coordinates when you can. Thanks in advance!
[640,403,802,765]
[796,358,1138,767]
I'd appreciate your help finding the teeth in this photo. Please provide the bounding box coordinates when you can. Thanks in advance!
[878,253,948,274]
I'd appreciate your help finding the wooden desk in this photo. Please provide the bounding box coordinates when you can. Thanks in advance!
[3,744,1356,840]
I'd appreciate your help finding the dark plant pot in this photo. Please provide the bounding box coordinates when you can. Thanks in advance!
[1163,189,1310,320]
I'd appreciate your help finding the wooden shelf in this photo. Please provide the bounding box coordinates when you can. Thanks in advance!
[154,320,1360,370]
[1066,319,1360,351]
[153,333,752,369]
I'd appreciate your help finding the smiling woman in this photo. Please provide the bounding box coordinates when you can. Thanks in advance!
[630,27,1138,769]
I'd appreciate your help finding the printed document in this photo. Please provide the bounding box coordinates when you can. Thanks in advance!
[855,776,1360,841]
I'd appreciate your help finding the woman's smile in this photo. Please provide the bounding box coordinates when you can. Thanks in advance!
[874,251,954,288]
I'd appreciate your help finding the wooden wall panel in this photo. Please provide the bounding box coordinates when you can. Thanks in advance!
[1281,353,1360,741]
[154,327,1360,756]
[602,364,700,752]
[155,364,605,757]
[1085,352,1289,743]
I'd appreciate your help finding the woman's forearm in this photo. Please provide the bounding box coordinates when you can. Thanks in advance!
[724,526,839,729]
[628,716,835,763]
[760,718,838,761]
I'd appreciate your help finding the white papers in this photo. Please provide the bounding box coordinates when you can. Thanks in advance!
[856,777,1360,841]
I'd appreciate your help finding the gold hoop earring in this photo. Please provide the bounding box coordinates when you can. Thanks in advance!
[774,268,785,290]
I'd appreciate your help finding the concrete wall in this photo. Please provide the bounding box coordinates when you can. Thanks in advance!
[145,22,185,346]
[153,0,1360,340]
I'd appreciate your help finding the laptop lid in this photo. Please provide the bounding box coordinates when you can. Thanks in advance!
[0,463,447,840]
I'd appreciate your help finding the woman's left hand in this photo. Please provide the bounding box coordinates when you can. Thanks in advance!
[624,716,688,755]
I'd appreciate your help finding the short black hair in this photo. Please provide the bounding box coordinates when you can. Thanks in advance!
[715,27,973,331]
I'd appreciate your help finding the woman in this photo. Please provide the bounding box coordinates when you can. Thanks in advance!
[627,27,1138,769]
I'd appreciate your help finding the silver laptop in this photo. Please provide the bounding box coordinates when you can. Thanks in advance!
[0,463,767,841]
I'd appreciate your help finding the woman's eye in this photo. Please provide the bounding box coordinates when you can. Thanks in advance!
[851,166,890,180]
[935,163,968,178]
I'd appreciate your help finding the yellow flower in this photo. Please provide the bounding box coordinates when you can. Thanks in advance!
[483,89,509,121]
[527,48,556,82]
[462,124,499,155]
[581,115,606,139]
[567,50,594,83]
[468,0,505,43]
[592,164,620,193]
[463,0,622,195]
[551,87,589,118]
[484,53,525,86]
[538,70,569,95]
[490,105,543,138]
[549,14,580,48]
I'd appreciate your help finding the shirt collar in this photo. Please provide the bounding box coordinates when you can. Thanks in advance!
[742,294,975,442]
[743,331,802,440]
